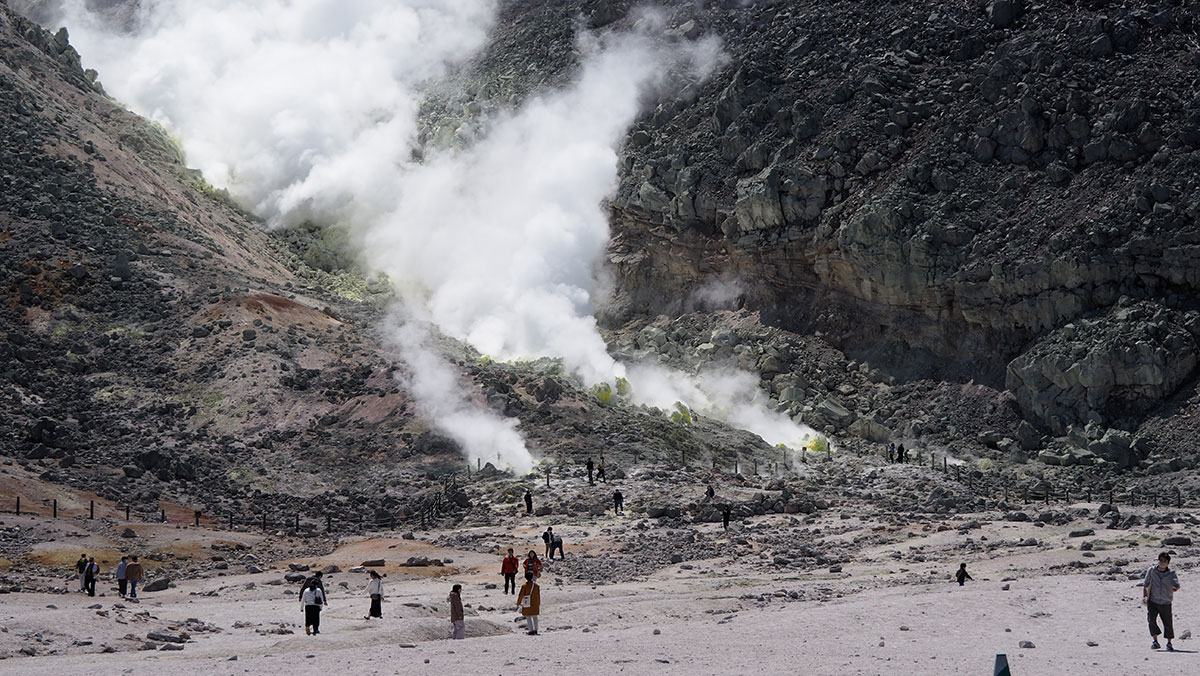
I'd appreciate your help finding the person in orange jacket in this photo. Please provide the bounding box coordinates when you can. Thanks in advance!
[522,550,542,580]
[516,572,541,635]
[501,548,520,594]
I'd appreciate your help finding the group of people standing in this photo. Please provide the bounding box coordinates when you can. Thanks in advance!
[295,568,472,640]
[500,547,542,635]
[885,442,909,463]
[73,553,143,598]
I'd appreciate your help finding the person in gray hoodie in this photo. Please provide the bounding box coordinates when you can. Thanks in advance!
[1143,551,1182,651]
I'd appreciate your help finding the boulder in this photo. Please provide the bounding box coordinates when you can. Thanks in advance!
[1006,302,1197,435]
[142,578,170,592]
[987,1,1025,29]
[1163,536,1192,547]
[815,397,854,425]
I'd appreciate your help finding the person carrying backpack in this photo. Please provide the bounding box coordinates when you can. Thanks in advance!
[301,579,325,635]
[298,570,329,607]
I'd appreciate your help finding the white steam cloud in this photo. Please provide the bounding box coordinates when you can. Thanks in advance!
[364,30,721,385]
[57,0,497,226]
[388,317,532,475]
[627,364,820,451]
[53,0,820,470]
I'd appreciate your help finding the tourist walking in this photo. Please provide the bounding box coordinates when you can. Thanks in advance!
[116,556,129,598]
[83,557,99,597]
[722,504,732,531]
[364,570,383,619]
[586,457,595,485]
[125,556,143,598]
[301,579,325,635]
[613,489,624,515]
[550,532,564,560]
[75,554,87,592]
[1144,552,1182,651]
[597,457,607,483]
[449,584,465,639]
[516,572,541,635]
[542,527,553,558]
[523,550,542,580]
[955,563,973,586]
[501,548,520,594]
[299,570,328,607]
[524,489,533,514]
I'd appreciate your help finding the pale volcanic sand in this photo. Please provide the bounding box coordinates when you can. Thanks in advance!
[1,512,1197,675]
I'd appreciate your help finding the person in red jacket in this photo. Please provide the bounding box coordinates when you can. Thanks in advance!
[523,550,542,581]
[501,548,520,594]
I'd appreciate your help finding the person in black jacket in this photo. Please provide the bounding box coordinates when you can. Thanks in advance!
[298,571,329,607]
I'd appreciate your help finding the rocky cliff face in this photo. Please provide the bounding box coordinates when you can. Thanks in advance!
[6,0,1200,513]
[430,0,1200,472]
[0,2,796,522]
[607,1,1200,371]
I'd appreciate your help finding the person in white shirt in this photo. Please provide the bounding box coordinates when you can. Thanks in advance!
[364,570,383,619]
[300,579,326,635]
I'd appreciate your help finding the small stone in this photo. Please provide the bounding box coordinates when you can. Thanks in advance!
[1087,640,1099,647]
[899,625,910,631]
[1019,640,1035,649]
[1002,584,1011,591]
[653,628,661,635]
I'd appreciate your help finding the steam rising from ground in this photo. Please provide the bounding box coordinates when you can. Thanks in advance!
[627,364,820,452]
[53,0,820,471]
[363,30,720,385]
[387,318,532,475]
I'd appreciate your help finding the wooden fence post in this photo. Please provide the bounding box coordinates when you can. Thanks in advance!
[294,514,300,531]
[53,499,57,518]
[160,509,166,523]
[125,505,131,521]
[194,510,200,527]
[326,514,332,533]
[90,500,95,519]
[15,496,19,516]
